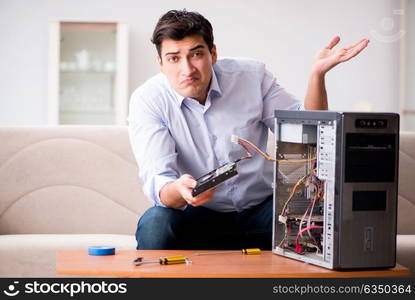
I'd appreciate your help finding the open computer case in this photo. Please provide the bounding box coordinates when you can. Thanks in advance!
[272,110,399,270]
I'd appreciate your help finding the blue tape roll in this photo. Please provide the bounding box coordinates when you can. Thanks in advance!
[88,246,115,256]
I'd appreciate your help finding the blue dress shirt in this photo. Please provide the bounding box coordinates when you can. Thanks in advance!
[128,57,303,212]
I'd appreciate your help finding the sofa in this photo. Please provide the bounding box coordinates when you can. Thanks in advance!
[0,126,413,277]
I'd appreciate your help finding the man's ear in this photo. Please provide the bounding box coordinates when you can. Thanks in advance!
[211,44,217,65]
[157,55,163,68]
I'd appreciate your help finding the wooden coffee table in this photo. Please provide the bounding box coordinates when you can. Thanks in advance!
[56,250,411,278]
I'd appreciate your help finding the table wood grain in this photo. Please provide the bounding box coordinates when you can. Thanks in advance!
[56,250,411,278]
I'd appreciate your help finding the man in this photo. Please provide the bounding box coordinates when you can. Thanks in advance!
[128,9,368,250]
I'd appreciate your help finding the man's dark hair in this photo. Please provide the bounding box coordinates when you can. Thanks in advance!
[151,9,214,57]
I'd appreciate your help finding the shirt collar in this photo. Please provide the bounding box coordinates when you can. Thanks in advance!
[168,67,222,107]
[209,68,222,97]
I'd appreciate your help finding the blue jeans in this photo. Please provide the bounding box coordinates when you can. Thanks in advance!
[135,195,273,250]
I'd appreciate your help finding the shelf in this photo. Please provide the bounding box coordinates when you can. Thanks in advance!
[48,21,128,125]
[60,70,115,74]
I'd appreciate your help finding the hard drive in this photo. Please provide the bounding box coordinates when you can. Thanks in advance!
[191,162,238,197]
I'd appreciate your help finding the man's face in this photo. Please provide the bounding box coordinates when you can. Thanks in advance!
[158,35,217,104]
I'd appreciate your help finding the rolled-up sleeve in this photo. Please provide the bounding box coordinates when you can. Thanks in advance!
[261,69,303,132]
[127,91,178,206]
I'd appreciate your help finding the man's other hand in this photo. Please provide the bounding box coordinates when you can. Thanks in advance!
[312,36,369,75]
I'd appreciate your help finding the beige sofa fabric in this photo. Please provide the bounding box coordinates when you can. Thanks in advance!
[0,234,136,277]
[0,126,151,277]
[397,132,415,235]
[0,126,151,235]
[396,132,415,274]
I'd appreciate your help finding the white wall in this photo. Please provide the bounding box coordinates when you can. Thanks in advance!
[0,0,406,125]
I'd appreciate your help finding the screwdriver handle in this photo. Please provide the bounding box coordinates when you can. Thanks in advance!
[159,256,188,265]
[242,248,261,255]
[134,256,191,266]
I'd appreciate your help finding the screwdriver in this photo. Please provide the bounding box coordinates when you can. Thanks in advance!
[193,248,261,256]
[133,256,192,266]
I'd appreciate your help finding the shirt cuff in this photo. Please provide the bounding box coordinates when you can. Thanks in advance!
[154,175,188,211]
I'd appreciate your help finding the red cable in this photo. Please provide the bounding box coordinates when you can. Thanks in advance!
[295,225,323,254]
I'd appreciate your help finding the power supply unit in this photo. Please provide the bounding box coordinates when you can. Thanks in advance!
[272,110,399,270]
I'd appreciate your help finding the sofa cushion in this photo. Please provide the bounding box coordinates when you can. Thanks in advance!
[0,234,137,277]
[397,132,415,234]
[396,235,415,274]
[0,126,151,234]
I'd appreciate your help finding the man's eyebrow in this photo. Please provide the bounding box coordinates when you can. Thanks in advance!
[164,44,205,56]
[164,50,180,56]
[189,44,205,51]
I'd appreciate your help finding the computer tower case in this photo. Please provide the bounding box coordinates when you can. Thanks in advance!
[272,110,399,270]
